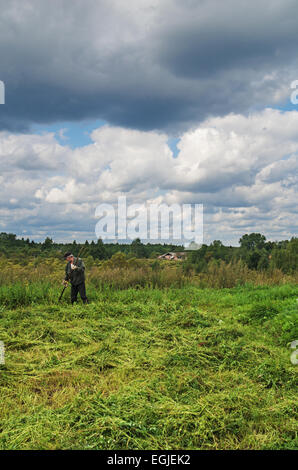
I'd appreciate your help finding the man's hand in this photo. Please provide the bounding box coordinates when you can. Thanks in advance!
[62,280,68,287]
[71,264,78,270]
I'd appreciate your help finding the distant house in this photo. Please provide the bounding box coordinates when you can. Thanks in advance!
[158,252,187,261]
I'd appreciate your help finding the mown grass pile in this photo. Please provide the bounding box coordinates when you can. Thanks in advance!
[0,284,297,449]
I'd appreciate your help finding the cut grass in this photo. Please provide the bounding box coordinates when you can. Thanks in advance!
[0,284,297,449]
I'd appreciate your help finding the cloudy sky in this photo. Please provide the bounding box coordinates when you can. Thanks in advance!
[0,0,297,245]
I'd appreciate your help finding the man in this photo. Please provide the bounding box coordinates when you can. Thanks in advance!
[63,252,88,304]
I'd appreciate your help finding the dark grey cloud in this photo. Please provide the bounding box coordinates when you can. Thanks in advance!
[157,0,298,78]
[0,0,297,132]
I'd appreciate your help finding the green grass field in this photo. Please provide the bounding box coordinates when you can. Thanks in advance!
[0,284,297,450]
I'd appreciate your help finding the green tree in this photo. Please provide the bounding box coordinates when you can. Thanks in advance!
[239,233,266,251]
[43,237,53,249]
[130,238,146,258]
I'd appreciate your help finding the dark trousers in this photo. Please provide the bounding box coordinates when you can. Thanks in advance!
[71,282,88,304]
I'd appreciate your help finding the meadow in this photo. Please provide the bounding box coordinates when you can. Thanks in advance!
[0,259,297,450]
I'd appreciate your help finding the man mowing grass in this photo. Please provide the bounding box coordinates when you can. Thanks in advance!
[63,252,89,305]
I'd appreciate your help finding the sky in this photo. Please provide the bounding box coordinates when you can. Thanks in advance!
[0,0,297,245]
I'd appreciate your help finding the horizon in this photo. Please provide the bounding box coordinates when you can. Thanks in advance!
[2,230,295,249]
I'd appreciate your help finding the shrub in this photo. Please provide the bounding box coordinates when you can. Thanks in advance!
[241,302,280,324]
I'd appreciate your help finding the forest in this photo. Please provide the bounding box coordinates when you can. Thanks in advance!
[0,232,297,275]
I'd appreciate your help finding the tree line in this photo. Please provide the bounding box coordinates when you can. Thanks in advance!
[0,232,297,273]
[0,233,183,261]
[189,233,297,274]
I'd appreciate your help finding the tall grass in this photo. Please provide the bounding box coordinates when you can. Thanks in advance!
[89,265,188,289]
[0,256,296,308]
[0,282,55,307]
[198,260,292,288]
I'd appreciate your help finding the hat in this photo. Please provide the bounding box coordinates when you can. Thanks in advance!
[64,252,73,259]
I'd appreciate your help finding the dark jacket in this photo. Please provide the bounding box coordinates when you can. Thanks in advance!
[65,257,86,285]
